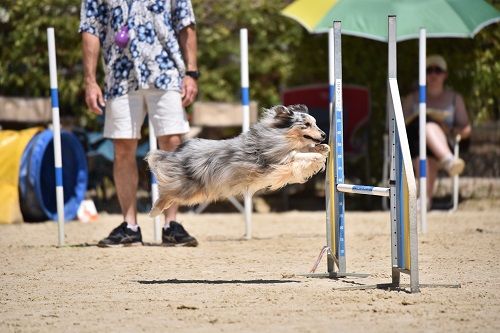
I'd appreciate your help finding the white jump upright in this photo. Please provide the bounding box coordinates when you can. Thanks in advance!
[306,17,419,293]
[47,28,66,247]
[387,16,419,292]
[325,27,336,273]
[149,122,162,243]
[240,28,253,239]
[418,28,428,233]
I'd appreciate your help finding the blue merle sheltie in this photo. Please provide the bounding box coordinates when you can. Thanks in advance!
[146,104,329,217]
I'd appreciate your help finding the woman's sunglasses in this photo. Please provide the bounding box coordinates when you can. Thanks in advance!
[426,66,445,75]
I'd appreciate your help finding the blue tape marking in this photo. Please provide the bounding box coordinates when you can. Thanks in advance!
[419,85,426,103]
[151,173,157,185]
[55,167,63,187]
[51,88,59,108]
[335,94,345,257]
[241,87,249,106]
[329,84,334,103]
[419,159,427,177]
[339,196,345,256]
[336,109,344,183]
[396,127,405,269]
[352,185,374,192]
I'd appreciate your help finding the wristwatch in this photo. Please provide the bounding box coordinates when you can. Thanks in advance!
[185,70,200,80]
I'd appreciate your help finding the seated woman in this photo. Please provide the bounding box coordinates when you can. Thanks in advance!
[403,55,471,208]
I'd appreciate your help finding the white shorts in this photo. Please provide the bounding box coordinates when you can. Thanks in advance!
[103,89,190,139]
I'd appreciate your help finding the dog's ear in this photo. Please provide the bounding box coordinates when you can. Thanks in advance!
[272,105,294,118]
[287,104,309,114]
[268,105,294,128]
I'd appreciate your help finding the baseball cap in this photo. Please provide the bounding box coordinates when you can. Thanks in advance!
[426,55,447,72]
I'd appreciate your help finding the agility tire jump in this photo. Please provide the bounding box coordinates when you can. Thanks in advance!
[307,17,419,293]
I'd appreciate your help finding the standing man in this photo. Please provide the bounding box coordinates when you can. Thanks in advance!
[79,0,200,247]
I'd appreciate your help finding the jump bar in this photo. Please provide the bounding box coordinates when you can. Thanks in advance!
[337,184,390,197]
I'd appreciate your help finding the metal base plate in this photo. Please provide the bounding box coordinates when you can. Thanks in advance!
[331,282,461,292]
[299,272,370,279]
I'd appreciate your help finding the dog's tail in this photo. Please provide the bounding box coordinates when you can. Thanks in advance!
[145,149,171,174]
[144,149,171,167]
[145,150,175,217]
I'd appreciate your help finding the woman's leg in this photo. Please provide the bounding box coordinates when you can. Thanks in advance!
[426,122,464,176]
[425,122,452,160]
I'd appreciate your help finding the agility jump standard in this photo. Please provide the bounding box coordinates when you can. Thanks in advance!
[310,17,419,293]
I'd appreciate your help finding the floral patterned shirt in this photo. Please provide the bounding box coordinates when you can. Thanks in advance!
[79,0,196,100]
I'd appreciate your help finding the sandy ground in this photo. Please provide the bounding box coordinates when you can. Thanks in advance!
[1,205,499,332]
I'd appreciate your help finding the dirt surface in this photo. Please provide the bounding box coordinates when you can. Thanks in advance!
[1,207,499,332]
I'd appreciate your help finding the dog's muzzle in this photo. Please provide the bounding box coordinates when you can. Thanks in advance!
[303,132,326,143]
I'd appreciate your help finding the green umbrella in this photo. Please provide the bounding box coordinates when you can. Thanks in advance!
[281,0,500,41]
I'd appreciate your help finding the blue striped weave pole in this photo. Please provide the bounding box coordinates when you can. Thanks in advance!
[149,121,162,243]
[418,28,428,233]
[47,28,65,247]
[240,28,252,239]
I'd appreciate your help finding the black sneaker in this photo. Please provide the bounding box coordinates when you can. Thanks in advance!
[162,221,198,247]
[97,222,143,247]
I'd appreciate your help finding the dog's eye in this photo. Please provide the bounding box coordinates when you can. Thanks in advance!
[303,123,311,128]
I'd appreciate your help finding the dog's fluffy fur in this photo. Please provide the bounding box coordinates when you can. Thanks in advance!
[146,104,329,217]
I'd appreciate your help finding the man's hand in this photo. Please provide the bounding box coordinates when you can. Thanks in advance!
[85,81,105,115]
[181,76,198,107]
[82,32,103,114]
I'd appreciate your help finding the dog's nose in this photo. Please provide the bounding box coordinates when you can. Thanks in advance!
[320,132,326,141]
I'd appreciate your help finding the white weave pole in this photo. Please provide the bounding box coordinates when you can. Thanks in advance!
[418,28,428,233]
[149,121,162,243]
[451,134,461,211]
[47,28,65,247]
[240,28,252,239]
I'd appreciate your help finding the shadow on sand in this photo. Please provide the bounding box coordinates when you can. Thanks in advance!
[137,278,300,285]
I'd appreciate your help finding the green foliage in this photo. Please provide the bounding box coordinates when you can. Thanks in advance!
[0,0,86,119]
[469,25,500,123]
[193,0,304,106]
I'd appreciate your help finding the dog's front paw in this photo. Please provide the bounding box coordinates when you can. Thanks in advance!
[312,144,330,156]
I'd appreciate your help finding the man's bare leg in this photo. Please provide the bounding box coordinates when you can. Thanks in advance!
[113,139,139,225]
